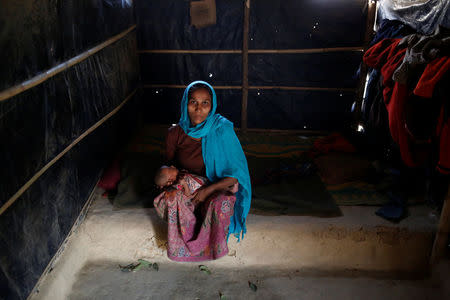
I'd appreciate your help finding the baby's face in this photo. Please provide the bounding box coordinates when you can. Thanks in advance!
[161,166,179,187]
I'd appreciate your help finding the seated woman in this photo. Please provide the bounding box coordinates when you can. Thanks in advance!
[153,80,251,262]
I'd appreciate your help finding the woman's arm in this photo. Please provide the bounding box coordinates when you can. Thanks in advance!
[192,177,238,204]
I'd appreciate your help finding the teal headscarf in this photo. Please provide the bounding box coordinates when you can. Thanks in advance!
[179,81,252,240]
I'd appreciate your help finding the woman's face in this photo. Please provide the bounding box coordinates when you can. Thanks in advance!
[187,88,212,126]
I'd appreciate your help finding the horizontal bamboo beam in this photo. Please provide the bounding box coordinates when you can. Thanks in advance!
[0,88,138,216]
[138,49,242,54]
[144,124,328,135]
[237,128,329,135]
[143,84,355,92]
[0,25,137,102]
[248,47,364,54]
[143,84,242,89]
[137,46,364,55]
[249,86,356,92]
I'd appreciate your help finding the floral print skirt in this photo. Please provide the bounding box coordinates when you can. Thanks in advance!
[154,189,236,262]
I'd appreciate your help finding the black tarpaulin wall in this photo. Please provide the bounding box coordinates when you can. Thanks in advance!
[0,1,139,299]
[136,0,367,130]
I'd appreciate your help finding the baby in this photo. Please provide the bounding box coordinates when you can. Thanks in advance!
[154,165,207,197]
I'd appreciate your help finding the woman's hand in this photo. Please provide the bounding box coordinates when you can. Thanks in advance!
[191,177,238,204]
[191,186,212,204]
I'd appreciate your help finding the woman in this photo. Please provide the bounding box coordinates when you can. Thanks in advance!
[154,80,251,262]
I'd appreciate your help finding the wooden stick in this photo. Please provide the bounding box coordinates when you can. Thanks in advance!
[143,84,242,89]
[143,85,355,92]
[249,86,356,92]
[138,49,241,54]
[248,47,363,54]
[143,124,328,135]
[353,1,377,124]
[236,128,329,135]
[430,185,450,265]
[0,25,137,102]
[0,88,138,216]
[241,0,250,132]
[136,47,363,55]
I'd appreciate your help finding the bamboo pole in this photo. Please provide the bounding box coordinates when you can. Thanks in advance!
[0,88,138,216]
[237,128,329,136]
[241,0,250,132]
[143,84,355,92]
[430,185,450,265]
[143,84,242,89]
[248,47,363,54]
[136,47,363,55]
[0,25,137,102]
[249,86,356,92]
[138,49,242,54]
[354,0,377,124]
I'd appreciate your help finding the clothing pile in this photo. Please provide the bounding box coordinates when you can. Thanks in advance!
[363,23,450,174]
[360,20,450,221]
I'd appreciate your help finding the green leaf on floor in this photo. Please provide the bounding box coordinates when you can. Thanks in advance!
[199,265,211,275]
[119,263,138,272]
[133,263,145,271]
[152,262,159,271]
[248,281,257,292]
[138,259,151,267]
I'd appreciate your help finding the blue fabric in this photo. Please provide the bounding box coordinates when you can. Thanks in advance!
[375,191,407,223]
[178,81,252,240]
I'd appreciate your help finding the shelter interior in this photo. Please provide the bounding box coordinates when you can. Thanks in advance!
[0,0,449,299]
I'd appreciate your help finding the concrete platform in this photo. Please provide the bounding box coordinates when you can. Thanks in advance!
[30,189,447,299]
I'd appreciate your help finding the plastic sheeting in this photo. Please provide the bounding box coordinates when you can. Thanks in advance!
[247,90,355,130]
[135,0,243,49]
[378,0,450,35]
[136,0,366,130]
[250,0,367,49]
[0,94,140,300]
[249,52,363,87]
[0,34,139,208]
[0,0,134,91]
[0,1,139,297]
[140,53,242,85]
[143,87,241,127]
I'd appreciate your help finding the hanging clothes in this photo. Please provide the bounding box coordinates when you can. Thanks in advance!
[363,37,450,173]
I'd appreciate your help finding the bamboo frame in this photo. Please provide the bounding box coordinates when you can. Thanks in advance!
[143,84,355,92]
[354,1,377,123]
[241,0,250,132]
[137,47,363,55]
[0,25,137,102]
[248,47,363,54]
[143,84,242,89]
[236,128,329,136]
[0,88,137,216]
[138,49,241,54]
[249,86,356,92]
[430,185,450,265]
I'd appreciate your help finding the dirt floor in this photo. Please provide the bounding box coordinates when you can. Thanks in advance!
[62,259,450,300]
[31,189,449,300]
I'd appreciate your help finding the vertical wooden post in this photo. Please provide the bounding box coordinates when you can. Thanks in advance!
[354,0,377,125]
[241,0,250,132]
[430,184,450,265]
